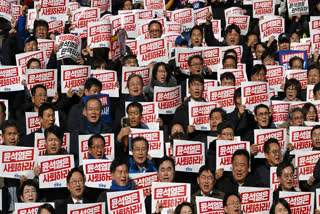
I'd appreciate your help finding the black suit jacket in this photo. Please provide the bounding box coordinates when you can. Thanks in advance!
[21,128,43,147]
[55,195,91,214]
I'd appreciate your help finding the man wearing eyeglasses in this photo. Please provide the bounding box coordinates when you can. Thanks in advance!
[273,162,296,203]
[55,168,91,214]
[88,134,107,159]
[223,193,242,214]
[148,20,162,39]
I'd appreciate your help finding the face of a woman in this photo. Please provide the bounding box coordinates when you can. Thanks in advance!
[274,202,289,214]
[285,85,297,101]
[156,65,167,84]
[306,106,317,121]
[180,205,193,214]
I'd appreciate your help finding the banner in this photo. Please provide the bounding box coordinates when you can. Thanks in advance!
[60,65,90,93]
[25,111,60,135]
[137,38,168,66]
[287,0,309,16]
[280,191,314,214]
[154,86,181,114]
[40,0,68,20]
[259,16,284,42]
[78,133,114,165]
[107,189,145,214]
[35,133,70,156]
[253,0,275,18]
[121,66,151,94]
[226,15,250,35]
[0,145,36,179]
[289,126,313,154]
[173,140,205,172]
[16,51,47,75]
[285,69,308,89]
[196,196,224,214]
[92,70,118,97]
[0,66,24,92]
[254,129,287,158]
[151,182,191,213]
[130,129,164,158]
[188,102,219,131]
[38,155,74,188]
[266,65,285,91]
[216,140,250,171]
[15,203,54,214]
[272,101,290,127]
[83,159,112,189]
[270,166,299,192]
[172,8,194,32]
[130,172,159,197]
[295,151,320,180]
[239,187,272,214]
[241,81,269,111]
[279,50,308,70]
[175,48,205,75]
[87,22,112,48]
[26,69,57,97]
[217,68,247,86]
[206,86,236,113]
[56,34,81,62]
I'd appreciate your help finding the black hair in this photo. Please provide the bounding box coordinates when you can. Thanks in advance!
[217,122,233,135]
[158,156,175,171]
[232,149,250,166]
[198,165,215,180]
[225,24,241,36]
[110,159,129,173]
[148,20,162,34]
[254,104,269,115]
[2,120,17,134]
[250,64,267,77]
[245,32,258,43]
[270,198,292,214]
[27,58,41,69]
[223,49,237,58]
[222,55,237,68]
[92,58,107,70]
[37,203,55,214]
[188,74,204,87]
[169,122,185,134]
[312,125,320,136]
[152,62,171,83]
[261,50,275,62]
[0,102,6,117]
[187,55,203,67]
[289,56,304,68]
[126,73,143,88]
[25,36,38,45]
[190,25,203,38]
[223,192,241,207]
[220,72,236,84]
[19,180,38,198]
[31,84,47,96]
[209,108,226,121]
[276,161,294,177]
[126,102,143,115]
[44,125,64,142]
[131,136,149,151]
[302,102,319,121]
[284,78,301,96]
[174,202,194,214]
[233,87,241,101]
[38,102,54,118]
[88,134,105,148]
[84,77,102,91]
[264,138,280,154]
[307,64,320,77]
[122,54,138,66]
[66,167,85,183]
[33,19,49,34]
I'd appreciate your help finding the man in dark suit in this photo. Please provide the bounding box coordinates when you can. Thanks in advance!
[55,168,91,214]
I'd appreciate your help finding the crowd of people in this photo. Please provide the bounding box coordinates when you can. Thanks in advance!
[1,0,320,213]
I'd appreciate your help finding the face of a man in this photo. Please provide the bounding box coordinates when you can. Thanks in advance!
[197,170,215,196]
[124,59,138,67]
[225,29,240,46]
[24,41,37,52]
[308,68,320,85]
[128,106,142,127]
[3,126,19,146]
[312,128,320,150]
[262,56,275,66]
[290,111,304,126]
[251,70,266,82]
[112,164,129,186]
[28,61,41,69]
[158,160,175,182]
[279,42,290,50]
[45,132,61,155]
[128,76,143,97]
[223,58,237,69]
[254,107,269,128]
[217,128,234,140]
[190,29,202,47]
[20,185,37,202]
[210,112,223,131]
[149,23,161,39]
[39,108,55,129]
[84,85,101,96]
[291,59,303,70]
[224,195,241,214]
[189,58,203,75]
[84,100,101,124]
[88,137,105,159]
[67,171,85,200]
[132,140,148,166]
[265,143,282,166]
[221,78,235,86]
[189,80,204,101]
[232,155,249,184]
[32,87,47,110]
[35,26,48,39]
[290,33,299,43]
[278,166,294,191]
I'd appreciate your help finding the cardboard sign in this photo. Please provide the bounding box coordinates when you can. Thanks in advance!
[287,0,309,16]
[72,7,100,38]
[84,94,112,123]
[254,129,287,158]
[87,22,112,48]
[175,48,205,75]
[253,0,275,18]
[91,0,111,13]
[121,66,151,94]
[83,159,112,189]
[38,155,74,188]
[27,9,36,30]
[196,196,224,214]
[144,0,165,10]
[25,111,60,135]
[239,187,272,214]
[166,22,182,34]
[272,101,290,127]
[34,133,70,156]
[266,65,285,91]
[285,69,308,89]
[224,7,243,19]
[188,102,219,131]
[317,189,320,210]
[78,133,114,165]
[151,182,191,213]
[270,166,299,192]
[60,65,90,93]
[137,38,168,66]
[120,13,137,38]
[48,20,64,35]
[226,15,250,35]
[0,0,12,21]
[307,85,315,102]
[172,8,194,32]
[194,6,212,25]
[311,29,320,52]
[194,46,221,67]
[241,81,269,112]
[0,145,36,179]
[125,102,159,130]
[259,16,284,42]
[107,189,145,214]
[280,191,314,214]
[15,203,54,214]
[154,86,181,114]
[291,42,311,58]
[12,4,22,20]
[0,66,24,92]
[40,0,68,20]
[207,86,236,113]
[16,51,47,75]
[186,79,218,101]
[216,140,250,171]
[37,39,54,59]
[26,69,57,97]
[295,151,320,180]
[92,70,118,97]
[56,34,81,62]
[289,126,313,154]
[130,129,164,158]
[279,50,308,70]
[130,172,159,197]
[126,40,138,56]
[68,203,105,214]
[173,140,205,173]
[221,45,243,63]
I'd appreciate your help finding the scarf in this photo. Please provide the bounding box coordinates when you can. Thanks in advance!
[110,180,132,192]
[85,117,102,134]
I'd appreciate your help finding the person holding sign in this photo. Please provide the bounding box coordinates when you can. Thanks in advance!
[87,134,107,160]
[148,21,162,39]
[24,36,38,53]
[2,120,20,146]
[249,64,267,82]
[220,72,236,86]
[223,192,242,214]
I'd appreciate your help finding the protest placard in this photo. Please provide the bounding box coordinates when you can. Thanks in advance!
[172,8,194,31]
[120,13,137,38]
[16,51,47,75]
[186,79,218,101]
[266,65,285,91]
[175,48,205,75]
[126,40,138,56]
[194,6,211,25]
[285,69,308,89]
[68,2,80,13]
[196,196,224,214]
[130,172,159,197]
[87,22,112,48]
[289,126,313,154]
[280,191,314,214]
[60,65,90,93]
[130,129,164,158]
[92,70,118,97]
[166,22,182,34]
[217,69,248,87]
[207,86,236,113]
[311,29,320,52]
[173,140,205,172]
[194,47,221,68]
[279,50,308,70]
[38,155,74,188]
[40,0,68,20]
[270,166,299,192]
[25,111,60,135]
[72,7,100,38]
[221,45,243,63]
[0,0,12,21]
[259,16,284,42]
[226,15,250,35]
[295,151,320,180]
[317,189,320,210]
[27,9,36,30]
[216,140,250,171]
[110,34,120,62]
[152,182,191,213]
[224,7,243,19]
[48,20,64,34]
[287,0,309,16]
[15,203,54,214]
[253,0,275,18]
[56,34,81,62]
[78,133,114,165]
[290,101,307,110]
[83,159,112,189]
[107,189,145,214]
[91,0,111,13]
[137,38,168,66]
[12,4,22,20]
[239,187,272,214]
[154,86,181,114]
[68,203,105,214]
[241,81,269,112]
[188,102,219,131]
[26,69,57,97]
[0,145,36,179]
[34,133,69,156]
[37,39,54,59]
[121,66,151,94]
[144,0,165,10]
[0,66,24,92]
[307,85,315,101]
[291,42,311,58]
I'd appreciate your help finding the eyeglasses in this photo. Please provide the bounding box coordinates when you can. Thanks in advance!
[226,201,241,207]
[190,82,203,87]
[190,63,203,67]
[133,148,147,153]
[90,145,105,150]
[221,132,234,137]
[149,29,161,33]
[293,116,304,121]
[69,180,84,186]
[257,112,269,117]
[269,150,281,155]
[200,175,214,180]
